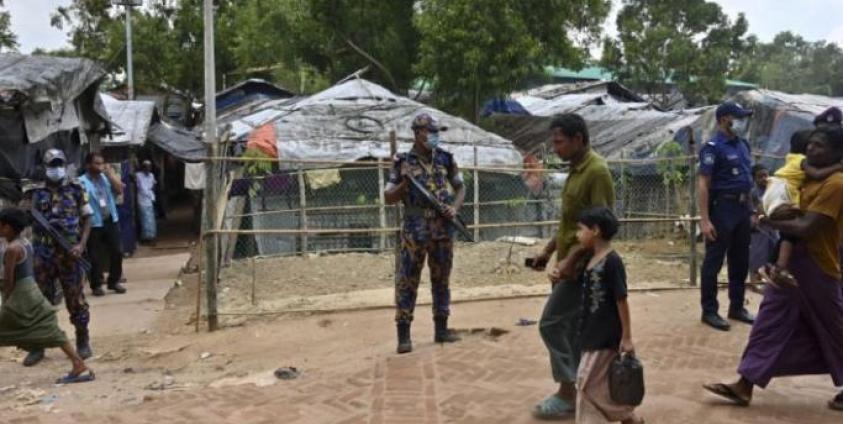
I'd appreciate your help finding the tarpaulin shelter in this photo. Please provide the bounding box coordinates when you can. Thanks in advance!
[227,78,523,168]
[99,93,205,162]
[676,89,843,169]
[486,82,706,163]
[0,54,106,203]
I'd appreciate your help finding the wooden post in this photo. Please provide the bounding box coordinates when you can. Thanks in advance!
[250,256,257,306]
[473,143,480,241]
[201,0,219,332]
[687,128,699,287]
[297,164,308,254]
[619,151,627,239]
[390,131,401,286]
[377,158,388,250]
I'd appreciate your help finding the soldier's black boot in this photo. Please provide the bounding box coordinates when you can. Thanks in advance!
[22,349,45,367]
[396,322,412,354]
[76,329,93,360]
[434,316,461,343]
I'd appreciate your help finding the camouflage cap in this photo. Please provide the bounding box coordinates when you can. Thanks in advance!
[43,148,67,166]
[411,113,447,132]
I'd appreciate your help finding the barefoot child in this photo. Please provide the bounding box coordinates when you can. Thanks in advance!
[0,208,94,384]
[761,129,843,285]
[574,207,643,424]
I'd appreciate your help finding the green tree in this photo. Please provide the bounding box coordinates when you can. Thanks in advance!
[415,0,610,120]
[227,0,419,94]
[730,31,843,97]
[0,0,17,52]
[602,0,748,108]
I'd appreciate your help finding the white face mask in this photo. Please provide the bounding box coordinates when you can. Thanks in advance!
[45,166,66,182]
[425,132,440,150]
[731,119,749,136]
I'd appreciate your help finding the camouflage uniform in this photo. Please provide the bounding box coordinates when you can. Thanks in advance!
[389,148,463,323]
[23,180,93,334]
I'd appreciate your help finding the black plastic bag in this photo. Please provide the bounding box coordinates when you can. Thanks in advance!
[609,353,645,406]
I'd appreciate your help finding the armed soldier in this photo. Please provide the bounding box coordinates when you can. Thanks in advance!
[384,113,465,354]
[20,149,94,366]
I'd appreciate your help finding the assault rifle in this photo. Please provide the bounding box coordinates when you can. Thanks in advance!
[405,176,474,242]
[29,208,91,273]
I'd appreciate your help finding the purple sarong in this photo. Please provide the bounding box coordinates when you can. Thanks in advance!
[749,225,778,272]
[737,245,843,388]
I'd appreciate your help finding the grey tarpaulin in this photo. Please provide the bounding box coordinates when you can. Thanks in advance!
[0,54,105,144]
[0,54,105,202]
[222,78,523,169]
[147,121,205,163]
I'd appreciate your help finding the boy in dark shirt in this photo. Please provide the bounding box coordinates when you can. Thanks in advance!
[574,207,642,424]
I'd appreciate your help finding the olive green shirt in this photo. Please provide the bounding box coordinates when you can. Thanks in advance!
[555,149,615,261]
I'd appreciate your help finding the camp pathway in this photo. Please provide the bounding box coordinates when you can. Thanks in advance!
[4,289,841,424]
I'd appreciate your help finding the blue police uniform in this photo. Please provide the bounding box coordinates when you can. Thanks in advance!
[699,130,753,316]
[388,147,463,324]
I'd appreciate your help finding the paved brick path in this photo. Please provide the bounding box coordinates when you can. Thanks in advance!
[3,291,842,423]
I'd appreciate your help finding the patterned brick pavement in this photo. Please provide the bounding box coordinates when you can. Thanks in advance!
[3,291,842,424]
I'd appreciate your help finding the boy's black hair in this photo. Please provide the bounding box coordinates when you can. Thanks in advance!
[790,129,812,154]
[751,164,768,177]
[549,113,590,145]
[0,208,30,235]
[577,206,619,241]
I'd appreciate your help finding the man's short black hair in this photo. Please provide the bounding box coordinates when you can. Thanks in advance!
[790,129,812,154]
[0,208,30,235]
[577,206,619,241]
[751,164,768,177]
[84,151,103,164]
[549,113,589,145]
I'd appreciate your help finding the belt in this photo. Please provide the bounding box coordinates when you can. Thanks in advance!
[713,192,749,203]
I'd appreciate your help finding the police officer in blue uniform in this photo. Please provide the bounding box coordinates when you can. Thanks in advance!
[697,102,757,331]
[384,113,465,354]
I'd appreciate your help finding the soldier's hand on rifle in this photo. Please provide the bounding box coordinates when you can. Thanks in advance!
[70,243,84,258]
[443,205,458,220]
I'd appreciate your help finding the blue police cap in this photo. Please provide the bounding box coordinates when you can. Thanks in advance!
[716,102,753,120]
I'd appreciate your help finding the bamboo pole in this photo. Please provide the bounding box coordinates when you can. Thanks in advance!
[297,165,308,254]
[225,199,552,219]
[203,216,700,237]
[377,158,387,250]
[389,131,401,290]
[251,256,257,306]
[687,128,699,287]
[194,235,203,333]
[200,155,700,169]
[473,143,480,241]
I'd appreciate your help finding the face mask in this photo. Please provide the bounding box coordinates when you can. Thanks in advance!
[425,132,440,150]
[731,119,749,136]
[46,166,66,182]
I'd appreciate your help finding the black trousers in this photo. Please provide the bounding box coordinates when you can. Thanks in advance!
[87,217,124,289]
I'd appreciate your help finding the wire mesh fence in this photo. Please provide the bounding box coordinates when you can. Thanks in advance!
[191,152,703,326]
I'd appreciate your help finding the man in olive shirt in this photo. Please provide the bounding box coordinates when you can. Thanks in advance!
[529,114,615,419]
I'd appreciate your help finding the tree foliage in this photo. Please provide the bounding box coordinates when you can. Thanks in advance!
[416,0,610,120]
[0,0,18,52]
[730,31,843,97]
[601,0,748,108]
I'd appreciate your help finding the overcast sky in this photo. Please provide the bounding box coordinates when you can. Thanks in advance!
[7,0,843,54]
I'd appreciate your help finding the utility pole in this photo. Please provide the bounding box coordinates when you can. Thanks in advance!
[202,0,219,331]
[112,0,141,99]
